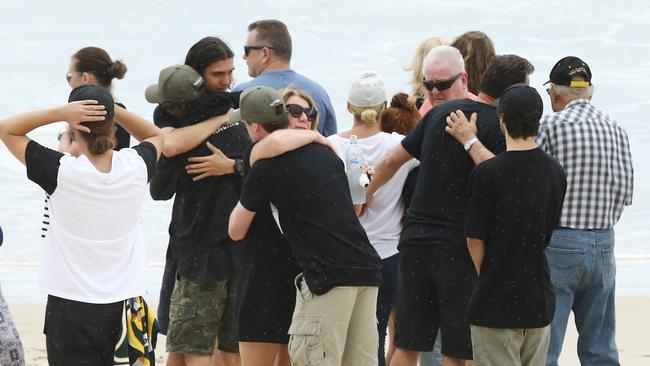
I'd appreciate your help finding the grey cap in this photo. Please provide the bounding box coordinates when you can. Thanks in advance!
[228,86,288,123]
[145,64,205,104]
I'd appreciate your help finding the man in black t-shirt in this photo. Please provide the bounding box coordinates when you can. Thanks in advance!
[229,86,382,366]
[465,84,566,365]
[367,55,535,366]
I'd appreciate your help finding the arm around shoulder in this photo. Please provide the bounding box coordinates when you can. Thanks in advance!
[162,114,230,157]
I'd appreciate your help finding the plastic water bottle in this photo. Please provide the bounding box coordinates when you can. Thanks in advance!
[346,135,367,204]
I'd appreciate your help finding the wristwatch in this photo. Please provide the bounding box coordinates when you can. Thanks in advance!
[233,159,244,175]
[463,137,479,151]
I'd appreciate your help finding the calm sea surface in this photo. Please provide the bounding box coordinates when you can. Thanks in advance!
[1,0,649,299]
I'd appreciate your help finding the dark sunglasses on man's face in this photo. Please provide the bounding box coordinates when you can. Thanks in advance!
[422,73,462,92]
[286,104,318,122]
[65,73,73,83]
[244,45,274,57]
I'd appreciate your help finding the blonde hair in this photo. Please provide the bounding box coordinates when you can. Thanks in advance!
[404,36,448,99]
[280,87,319,131]
[348,103,385,124]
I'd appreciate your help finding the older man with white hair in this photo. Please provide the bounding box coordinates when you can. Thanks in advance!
[418,45,478,115]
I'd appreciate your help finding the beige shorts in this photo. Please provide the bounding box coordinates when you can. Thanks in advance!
[470,325,550,366]
[288,274,379,366]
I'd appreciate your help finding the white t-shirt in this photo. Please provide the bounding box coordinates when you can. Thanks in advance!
[328,132,419,259]
[25,141,157,304]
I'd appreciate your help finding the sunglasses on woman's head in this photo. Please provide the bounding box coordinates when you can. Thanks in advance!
[422,73,462,92]
[286,104,318,122]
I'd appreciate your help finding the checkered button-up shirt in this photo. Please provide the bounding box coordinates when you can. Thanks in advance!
[536,99,633,229]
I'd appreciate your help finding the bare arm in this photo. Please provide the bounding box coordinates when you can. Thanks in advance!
[162,114,230,157]
[445,110,495,164]
[113,105,163,160]
[114,105,161,141]
[250,129,335,165]
[467,237,485,274]
[0,101,106,164]
[229,202,257,241]
[366,144,412,204]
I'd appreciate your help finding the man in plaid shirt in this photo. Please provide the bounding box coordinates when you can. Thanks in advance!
[538,56,633,366]
[445,56,633,366]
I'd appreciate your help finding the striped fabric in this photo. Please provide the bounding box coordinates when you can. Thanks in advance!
[536,99,634,229]
[41,194,50,238]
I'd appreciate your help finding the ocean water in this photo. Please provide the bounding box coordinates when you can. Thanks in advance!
[0,1,649,299]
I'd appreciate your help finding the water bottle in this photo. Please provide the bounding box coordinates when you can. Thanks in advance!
[345,135,367,204]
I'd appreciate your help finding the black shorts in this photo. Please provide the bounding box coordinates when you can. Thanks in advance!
[157,255,178,335]
[44,295,123,366]
[235,237,300,344]
[394,245,476,359]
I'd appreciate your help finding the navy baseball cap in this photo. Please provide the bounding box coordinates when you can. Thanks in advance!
[496,83,543,119]
[544,56,592,87]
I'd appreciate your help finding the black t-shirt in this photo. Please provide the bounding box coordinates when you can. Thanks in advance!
[114,102,131,150]
[400,99,506,254]
[465,148,567,328]
[26,140,156,195]
[240,143,381,295]
[149,91,250,284]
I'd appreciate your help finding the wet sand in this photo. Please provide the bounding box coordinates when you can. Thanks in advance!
[9,294,650,365]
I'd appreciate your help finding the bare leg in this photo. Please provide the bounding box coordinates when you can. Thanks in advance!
[389,348,419,366]
[240,342,282,366]
[441,357,472,366]
[166,352,186,366]
[218,350,241,366]
[184,354,211,366]
[273,345,291,366]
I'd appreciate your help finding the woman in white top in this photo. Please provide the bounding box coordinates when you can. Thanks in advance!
[327,72,418,366]
[0,84,163,366]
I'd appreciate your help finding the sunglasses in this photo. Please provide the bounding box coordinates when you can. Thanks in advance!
[65,71,83,84]
[244,45,274,57]
[422,73,462,92]
[286,104,318,122]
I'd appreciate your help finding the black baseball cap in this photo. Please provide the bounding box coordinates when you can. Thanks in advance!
[496,83,543,118]
[544,56,592,87]
[68,83,115,120]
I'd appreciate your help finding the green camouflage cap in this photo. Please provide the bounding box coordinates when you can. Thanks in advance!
[145,64,205,104]
[228,86,288,124]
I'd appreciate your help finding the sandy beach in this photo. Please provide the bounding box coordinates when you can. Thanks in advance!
[8,294,650,366]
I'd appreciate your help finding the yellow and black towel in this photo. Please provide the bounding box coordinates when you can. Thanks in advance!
[114,296,159,366]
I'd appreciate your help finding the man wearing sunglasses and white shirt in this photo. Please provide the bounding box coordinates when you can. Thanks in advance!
[368,53,535,366]
[233,19,338,136]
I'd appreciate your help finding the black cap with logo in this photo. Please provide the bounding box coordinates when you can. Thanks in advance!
[544,56,592,87]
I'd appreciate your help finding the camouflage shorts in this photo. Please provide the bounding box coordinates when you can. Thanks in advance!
[166,277,239,355]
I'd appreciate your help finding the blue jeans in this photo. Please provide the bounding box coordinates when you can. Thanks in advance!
[545,228,619,366]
